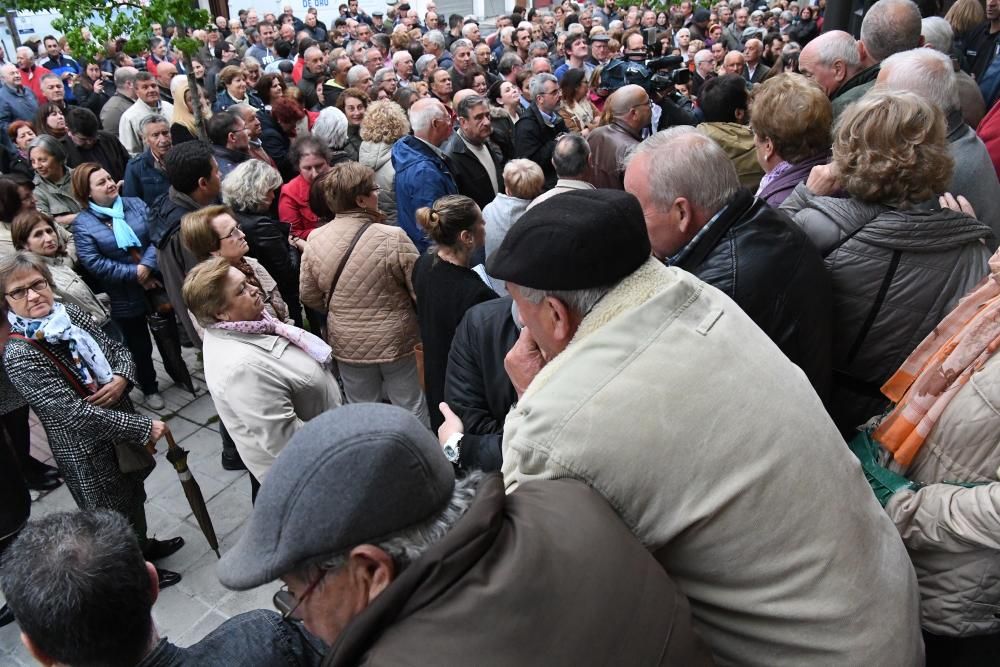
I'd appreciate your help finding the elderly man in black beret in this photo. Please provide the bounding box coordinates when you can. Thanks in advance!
[487,189,923,665]
[217,403,710,666]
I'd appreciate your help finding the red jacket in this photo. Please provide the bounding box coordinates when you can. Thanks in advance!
[278,174,318,239]
[977,99,1000,181]
[20,64,53,104]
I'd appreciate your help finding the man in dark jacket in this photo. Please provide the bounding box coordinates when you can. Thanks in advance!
[392,98,458,252]
[122,114,172,205]
[439,296,518,472]
[219,403,713,666]
[442,93,503,211]
[625,126,833,401]
[514,72,567,189]
[206,110,252,179]
[586,84,649,189]
[62,107,131,182]
[1,510,323,666]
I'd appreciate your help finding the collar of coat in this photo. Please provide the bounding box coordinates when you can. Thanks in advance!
[521,257,674,402]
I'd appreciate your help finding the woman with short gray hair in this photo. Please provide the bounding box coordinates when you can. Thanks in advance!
[28,136,81,227]
[222,160,302,326]
[483,159,545,294]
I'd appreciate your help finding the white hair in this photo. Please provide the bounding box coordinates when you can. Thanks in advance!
[624,126,740,217]
[392,50,412,66]
[812,30,861,69]
[879,47,959,113]
[860,0,922,62]
[408,99,449,134]
[347,64,369,86]
[461,23,478,37]
[518,285,613,317]
[921,16,954,55]
[424,29,446,49]
[312,106,349,150]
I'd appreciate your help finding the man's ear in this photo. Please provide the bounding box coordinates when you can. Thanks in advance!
[22,632,56,667]
[146,561,160,605]
[348,545,396,604]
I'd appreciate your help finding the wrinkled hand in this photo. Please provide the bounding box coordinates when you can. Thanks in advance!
[137,264,151,284]
[142,278,162,291]
[149,420,168,443]
[939,192,977,218]
[504,326,546,399]
[805,163,840,196]
[437,402,464,445]
[86,375,128,407]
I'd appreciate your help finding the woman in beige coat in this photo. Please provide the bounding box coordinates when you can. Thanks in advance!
[299,162,428,426]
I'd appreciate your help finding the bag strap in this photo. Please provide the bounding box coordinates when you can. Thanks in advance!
[10,333,92,398]
[844,249,902,366]
[325,223,370,312]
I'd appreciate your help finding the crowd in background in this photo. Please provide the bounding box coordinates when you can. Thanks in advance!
[2,0,1000,665]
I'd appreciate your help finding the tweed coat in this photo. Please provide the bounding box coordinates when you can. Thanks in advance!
[4,303,154,516]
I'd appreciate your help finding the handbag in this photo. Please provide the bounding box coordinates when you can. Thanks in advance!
[10,333,155,478]
[128,248,173,315]
[325,223,371,312]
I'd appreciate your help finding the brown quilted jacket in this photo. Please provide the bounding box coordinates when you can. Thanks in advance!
[299,211,420,364]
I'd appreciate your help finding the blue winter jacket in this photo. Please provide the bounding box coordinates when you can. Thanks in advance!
[392,135,458,252]
[74,196,158,319]
[122,150,170,207]
[0,84,38,147]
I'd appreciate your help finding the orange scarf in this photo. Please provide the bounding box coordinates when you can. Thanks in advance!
[874,250,1000,469]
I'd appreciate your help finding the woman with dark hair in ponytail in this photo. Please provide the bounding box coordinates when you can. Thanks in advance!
[412,194,497,430]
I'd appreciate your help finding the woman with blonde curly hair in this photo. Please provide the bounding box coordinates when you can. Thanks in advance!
[358,100,410,224]
[781,91,993,435]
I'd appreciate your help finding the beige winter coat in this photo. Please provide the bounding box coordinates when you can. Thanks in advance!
[299,210,420,364]
[502,258,923,666]
[886,350,1000,638]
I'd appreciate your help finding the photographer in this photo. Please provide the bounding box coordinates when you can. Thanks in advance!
[72,62,114,117]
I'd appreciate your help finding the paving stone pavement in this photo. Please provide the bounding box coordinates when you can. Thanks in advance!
[0,346,280,665]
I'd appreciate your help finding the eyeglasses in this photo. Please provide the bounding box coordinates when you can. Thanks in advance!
[273,569,328,620]
[6,278,50,300]
[370,185,382,194]
[221,222,244,240]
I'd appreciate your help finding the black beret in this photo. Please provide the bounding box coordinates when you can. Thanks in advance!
[486,189,650,291]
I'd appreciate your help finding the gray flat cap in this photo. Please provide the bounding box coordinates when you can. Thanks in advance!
[218,403,455,590]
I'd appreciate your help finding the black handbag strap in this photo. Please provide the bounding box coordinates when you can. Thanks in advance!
[325,223,370,312]
[10,333,91,398]
[844,249,902,367]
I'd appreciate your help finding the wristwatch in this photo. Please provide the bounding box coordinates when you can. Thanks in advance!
[442,432,463,464]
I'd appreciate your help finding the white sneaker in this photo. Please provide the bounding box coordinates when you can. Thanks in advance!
[129,388,144,404]
[143,393,166,411]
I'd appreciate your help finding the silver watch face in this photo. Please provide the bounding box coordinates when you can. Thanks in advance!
[443,444,460,463]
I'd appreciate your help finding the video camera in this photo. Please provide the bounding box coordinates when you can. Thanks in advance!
[599,54,690,94]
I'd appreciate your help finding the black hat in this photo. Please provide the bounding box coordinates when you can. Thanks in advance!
[486,189,650,291]
[693,8,711,23]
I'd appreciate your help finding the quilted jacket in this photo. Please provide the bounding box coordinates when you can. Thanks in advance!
[299,210,420,364]
[782,183,993,434]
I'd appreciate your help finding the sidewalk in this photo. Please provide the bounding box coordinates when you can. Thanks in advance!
[0,346,278,665]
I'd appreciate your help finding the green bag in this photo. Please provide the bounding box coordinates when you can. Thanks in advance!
[847,431,920,507]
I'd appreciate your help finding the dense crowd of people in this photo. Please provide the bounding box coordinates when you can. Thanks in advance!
[1,0,1000,664]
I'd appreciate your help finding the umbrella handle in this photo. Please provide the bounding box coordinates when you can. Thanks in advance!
[165,427,179,451]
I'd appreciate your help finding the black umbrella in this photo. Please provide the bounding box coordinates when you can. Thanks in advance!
[164,429,221,558]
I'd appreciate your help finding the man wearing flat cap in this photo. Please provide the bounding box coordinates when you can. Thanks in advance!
[488,189,922,665]
[218,403,711,666]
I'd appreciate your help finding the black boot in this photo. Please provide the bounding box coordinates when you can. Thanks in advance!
[143,536,185,561]
[156,568,181,589]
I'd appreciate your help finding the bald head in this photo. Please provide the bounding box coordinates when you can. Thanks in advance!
[452,88,477,108]
[607,84,651,132]
[877,47,958,113]
[799,30,862,97]
[860,0,922,64]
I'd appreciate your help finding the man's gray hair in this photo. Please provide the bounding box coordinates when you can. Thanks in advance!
[449,38,473,55]
[409,99,450,134]
[921,16,954,55]
[312,106,349,150]
[499,25,515,42]
[424,29,446,50]
[415,54,437,77]
[498,52,523,75]
[860,0,922,63]
[291,471,486,581]
[813,30,860,69]
[517,284,613,317]
[16,46,34,61]
[529,72,557,100]
[221,159,283,211]
[529,40,549,54]
[392,50,411,66]
[347,64,369,86]
[624,126,739,218]
[455,93,488,119]
[553,133,590,177]
[879,47,958,113]
[373,66,394,86]
[694,49,714,66]
[139,113,170,134]
[461,23,478,38]
[39,72,61,86]
[114,66,138,88]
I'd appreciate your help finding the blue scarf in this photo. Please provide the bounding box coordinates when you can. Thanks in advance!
[8,302,114,390]
[89,197,141,251]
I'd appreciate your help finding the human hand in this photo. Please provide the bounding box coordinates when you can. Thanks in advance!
[437,402,464,445]
[149,420,168,443]
[805,163,840,196]
[86,375,128,407]
[94,79,105,94]
[137,264,151,284]
[504,326,546,399]
[939,192,977,218]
